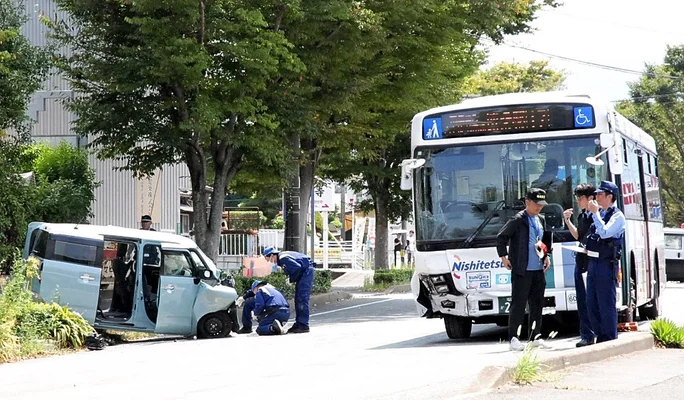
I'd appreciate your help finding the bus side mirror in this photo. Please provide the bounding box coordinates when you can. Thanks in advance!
[400,159,426,191]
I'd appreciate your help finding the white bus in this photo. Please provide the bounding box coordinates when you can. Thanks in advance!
[400,91,665,339]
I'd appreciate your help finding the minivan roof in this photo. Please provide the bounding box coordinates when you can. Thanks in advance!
[664,227,684,235]
[33,222,198,249]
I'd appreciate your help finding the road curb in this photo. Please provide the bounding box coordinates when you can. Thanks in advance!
[383,284,411,294]
[467,331,655,393]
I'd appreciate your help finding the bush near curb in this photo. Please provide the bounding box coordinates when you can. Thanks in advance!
[373,268,414,286]
[651,318,684,348]
[0,253,93,363]
[234,270,332,298]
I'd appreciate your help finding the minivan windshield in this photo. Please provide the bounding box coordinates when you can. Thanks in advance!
[414,137,607,248]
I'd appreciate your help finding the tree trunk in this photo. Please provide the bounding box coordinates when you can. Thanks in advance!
[298,158,315,253]
[374,190,390,270]
[185,141,241,263]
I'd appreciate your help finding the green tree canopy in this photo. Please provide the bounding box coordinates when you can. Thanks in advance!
[617,45,684,226]
[463,60,566,97]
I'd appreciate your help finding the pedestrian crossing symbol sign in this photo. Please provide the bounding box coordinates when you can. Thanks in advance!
[423,118,442,140]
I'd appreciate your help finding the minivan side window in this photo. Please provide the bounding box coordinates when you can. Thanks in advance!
[30,229,49,258]
[162,252,195,277]
[51,240,99,267]
[665,235,683,250]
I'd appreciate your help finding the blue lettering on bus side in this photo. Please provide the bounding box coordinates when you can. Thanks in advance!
[452,259,503,272]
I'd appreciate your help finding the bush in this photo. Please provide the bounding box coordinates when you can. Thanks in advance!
[651,318,684,348]
[0,253,93,363]
[373,268,414,286]
[234,269,333,299]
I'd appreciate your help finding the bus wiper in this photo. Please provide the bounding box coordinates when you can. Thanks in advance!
[463,200,506,248]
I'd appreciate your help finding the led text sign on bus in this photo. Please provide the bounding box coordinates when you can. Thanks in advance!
[423,103,596,140]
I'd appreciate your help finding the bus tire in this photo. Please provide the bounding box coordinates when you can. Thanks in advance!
[444,315,472,339]
[639,295,660,320]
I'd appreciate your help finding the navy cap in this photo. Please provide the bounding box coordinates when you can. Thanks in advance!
[526,188,548,206]
[595,181,619,198]
[263,247,279,257]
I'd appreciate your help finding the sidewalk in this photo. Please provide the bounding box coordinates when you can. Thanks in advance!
[331,269,373,289]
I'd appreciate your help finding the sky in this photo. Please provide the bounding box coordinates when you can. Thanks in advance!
[484,0,684,102]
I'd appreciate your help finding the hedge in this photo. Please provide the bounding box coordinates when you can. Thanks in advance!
[234,269,332,299]
[373,268,414,286]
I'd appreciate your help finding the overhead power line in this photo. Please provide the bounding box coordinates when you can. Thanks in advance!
[481,38,684,81]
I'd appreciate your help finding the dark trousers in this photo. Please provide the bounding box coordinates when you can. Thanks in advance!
[586,258,618,342]
[293,267,315,329]
[574,265,595,341]
[242,299,291,334]
[508,270,546,341]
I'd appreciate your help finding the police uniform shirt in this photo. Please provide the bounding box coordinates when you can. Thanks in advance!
[591,205,626,239]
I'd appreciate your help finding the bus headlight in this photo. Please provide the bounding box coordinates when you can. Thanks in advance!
[430,275,446,284]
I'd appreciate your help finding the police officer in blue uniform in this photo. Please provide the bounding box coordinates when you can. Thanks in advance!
[563,183,597,347]
[585,181,626,343]
[236,280,289,335]
[263,247,315,334]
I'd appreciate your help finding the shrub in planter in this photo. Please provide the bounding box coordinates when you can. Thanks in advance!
[234,270,332,299]
[373,269,414,286]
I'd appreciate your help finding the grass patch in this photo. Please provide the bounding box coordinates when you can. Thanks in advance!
[651,318,684,348]
[0,253,93,364]
[510,344,545,385]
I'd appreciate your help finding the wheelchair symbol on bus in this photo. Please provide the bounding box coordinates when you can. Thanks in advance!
[573,107,593,128]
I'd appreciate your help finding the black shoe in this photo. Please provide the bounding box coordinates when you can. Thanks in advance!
[270,320,283,335]
[576,338,595,348]
[287,326,310,334]
[237,327,253,334]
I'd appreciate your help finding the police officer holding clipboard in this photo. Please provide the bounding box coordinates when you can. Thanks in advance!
[563,183,597,347]
[584,181,626,343]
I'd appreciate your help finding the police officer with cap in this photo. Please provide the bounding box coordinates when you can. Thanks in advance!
[585,180,626,343]
[140,215,155,231]
[263,247,314,333]
[235,280,289,335]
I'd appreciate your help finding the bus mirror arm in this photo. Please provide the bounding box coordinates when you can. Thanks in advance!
[585,143,616,166]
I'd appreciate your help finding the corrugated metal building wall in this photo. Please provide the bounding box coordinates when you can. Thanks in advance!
[20,0,189,232]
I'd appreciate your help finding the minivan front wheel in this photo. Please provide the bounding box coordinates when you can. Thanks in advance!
[197,312,232,339]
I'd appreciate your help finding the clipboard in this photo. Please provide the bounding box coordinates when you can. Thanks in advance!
[561,244,588,254]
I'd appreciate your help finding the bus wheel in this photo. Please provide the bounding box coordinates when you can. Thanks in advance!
[639,294,660,320]
[444,315,472,339]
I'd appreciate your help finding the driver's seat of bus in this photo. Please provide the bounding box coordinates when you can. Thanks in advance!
[541,203,564,230]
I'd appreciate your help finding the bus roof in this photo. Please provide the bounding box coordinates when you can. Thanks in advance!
[33,222,198,249]
[411,90,656,153]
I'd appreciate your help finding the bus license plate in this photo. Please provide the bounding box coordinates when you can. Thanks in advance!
[498,297,512,314]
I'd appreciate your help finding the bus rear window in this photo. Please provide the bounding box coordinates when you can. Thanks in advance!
[52,240,99,267]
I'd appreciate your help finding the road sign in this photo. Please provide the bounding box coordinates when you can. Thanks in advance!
[314,185,335,212]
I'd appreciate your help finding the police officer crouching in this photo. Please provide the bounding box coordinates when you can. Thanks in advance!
[236,280,289,335]
[585,181,626,343]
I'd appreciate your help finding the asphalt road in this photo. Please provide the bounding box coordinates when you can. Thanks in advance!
[0,284,681,400]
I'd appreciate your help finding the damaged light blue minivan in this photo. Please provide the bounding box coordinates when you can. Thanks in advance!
[23,222,240,338]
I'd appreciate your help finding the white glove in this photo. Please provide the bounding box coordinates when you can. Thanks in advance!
[236,297,245,307]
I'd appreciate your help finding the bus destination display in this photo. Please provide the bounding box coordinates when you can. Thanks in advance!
[422,103,596,140]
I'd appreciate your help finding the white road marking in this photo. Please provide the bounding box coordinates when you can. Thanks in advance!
[310,298,396,317]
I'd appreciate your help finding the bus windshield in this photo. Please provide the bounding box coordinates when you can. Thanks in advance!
[414,137,607,246]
